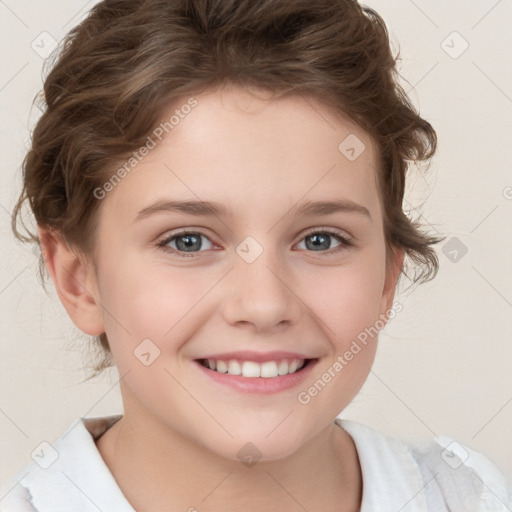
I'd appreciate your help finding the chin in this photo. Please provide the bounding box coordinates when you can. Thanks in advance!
[213,426,309,465]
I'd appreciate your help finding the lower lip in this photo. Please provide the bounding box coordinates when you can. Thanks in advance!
[194,359,318,394]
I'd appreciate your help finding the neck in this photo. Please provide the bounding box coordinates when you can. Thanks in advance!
[96,404,362,512]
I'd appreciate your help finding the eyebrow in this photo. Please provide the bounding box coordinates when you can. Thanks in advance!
[134,198,372,223]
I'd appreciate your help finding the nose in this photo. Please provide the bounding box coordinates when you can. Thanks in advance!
[220,247,303,333]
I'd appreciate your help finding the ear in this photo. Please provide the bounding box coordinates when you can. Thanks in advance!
[38,226,105,336]
[379,245,405,318]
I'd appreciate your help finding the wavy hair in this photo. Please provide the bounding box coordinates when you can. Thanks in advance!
[12,0,443,375]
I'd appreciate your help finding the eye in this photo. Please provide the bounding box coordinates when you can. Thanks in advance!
[156,227,353,257]
[296,228,352,253]
[157,230,214,256]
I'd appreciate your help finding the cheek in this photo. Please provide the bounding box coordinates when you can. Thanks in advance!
[98,256,216,355]
[296,253,386,411]
[304,253,387,345]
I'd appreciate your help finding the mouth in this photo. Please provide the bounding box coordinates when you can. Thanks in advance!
[195,357,316,378]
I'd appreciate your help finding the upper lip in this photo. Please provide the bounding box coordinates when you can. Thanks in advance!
[195,351,317,363]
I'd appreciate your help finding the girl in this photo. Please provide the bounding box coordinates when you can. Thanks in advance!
[2,0,511,510]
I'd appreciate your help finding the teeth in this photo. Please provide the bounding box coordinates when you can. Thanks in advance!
[242,361,260,377]
[216,360,228,373]
[201,358,307,378]
[228,360,241,375]
[260,361,279,378]
[277,360,289,375]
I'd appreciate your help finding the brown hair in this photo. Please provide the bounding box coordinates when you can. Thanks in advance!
[12,0,443,376]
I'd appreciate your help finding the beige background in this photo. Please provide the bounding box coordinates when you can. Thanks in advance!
[1,0,511,488]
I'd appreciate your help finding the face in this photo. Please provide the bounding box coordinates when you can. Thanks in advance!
[86,84,401,461]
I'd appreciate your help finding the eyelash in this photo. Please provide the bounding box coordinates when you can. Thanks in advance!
[156,227,354,258]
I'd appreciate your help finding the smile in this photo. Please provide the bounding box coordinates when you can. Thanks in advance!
[194,357,318,394]
[197,358,311,378]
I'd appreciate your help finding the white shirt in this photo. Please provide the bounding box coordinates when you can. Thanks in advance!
[1,415,511,511]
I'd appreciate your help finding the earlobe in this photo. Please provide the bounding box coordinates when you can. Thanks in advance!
[38,227,105,337]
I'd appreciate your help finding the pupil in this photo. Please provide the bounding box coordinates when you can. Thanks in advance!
[177,234,201,252]
[306,233,330,251]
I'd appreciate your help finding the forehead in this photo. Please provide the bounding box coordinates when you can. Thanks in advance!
[101,85,382,224]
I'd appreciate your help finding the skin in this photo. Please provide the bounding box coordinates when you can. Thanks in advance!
[40,83,404,512]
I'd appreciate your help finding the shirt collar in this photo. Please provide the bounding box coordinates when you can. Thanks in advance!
[18,414,134,512]
[336,418,429,511]
[16,415,429,512]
